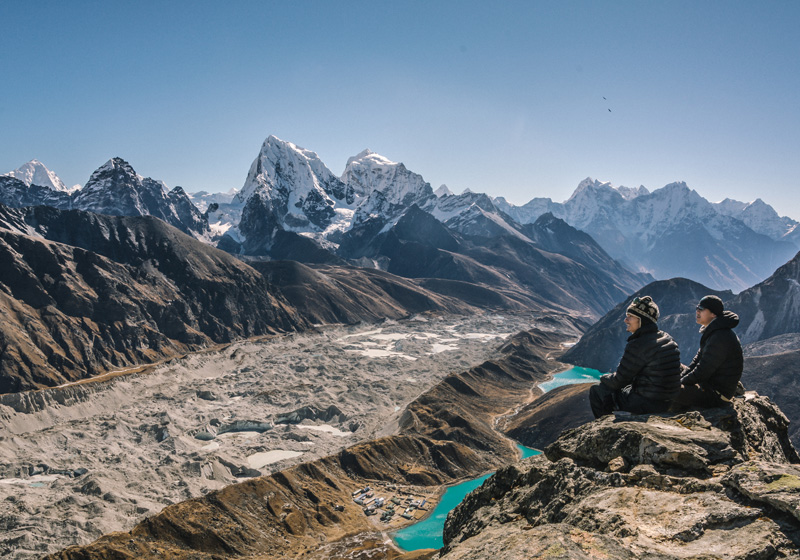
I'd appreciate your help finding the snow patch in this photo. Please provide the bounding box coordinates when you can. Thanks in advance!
[247,450,304,468]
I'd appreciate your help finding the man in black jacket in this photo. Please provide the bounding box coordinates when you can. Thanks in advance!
[589,296,682,418]
[674,295,743,409]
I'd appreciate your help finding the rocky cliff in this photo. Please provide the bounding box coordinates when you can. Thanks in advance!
[442,395,800,559]
[741,340,800,448]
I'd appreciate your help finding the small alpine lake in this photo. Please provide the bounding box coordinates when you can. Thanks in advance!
[392,365,604,551]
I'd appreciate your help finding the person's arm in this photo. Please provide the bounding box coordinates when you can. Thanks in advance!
[680,350,700,383]
[681,333,727,386]
[600,343,644,391]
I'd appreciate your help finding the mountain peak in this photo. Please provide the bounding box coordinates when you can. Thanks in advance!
[344,149,396,173]
[661,180,690,191]
[87,157,143,187]
[435,184,454,197]
[615,184,649,200]
[237,135,346,206]
[342,148,432,205]
[4,159,73,192]
[567,177,614,202]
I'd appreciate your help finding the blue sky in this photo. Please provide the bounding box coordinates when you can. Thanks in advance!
[2,1,799,219]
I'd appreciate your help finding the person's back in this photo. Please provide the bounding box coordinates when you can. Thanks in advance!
[623,324,682,401]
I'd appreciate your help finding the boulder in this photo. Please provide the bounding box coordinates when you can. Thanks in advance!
[442,395,800,559]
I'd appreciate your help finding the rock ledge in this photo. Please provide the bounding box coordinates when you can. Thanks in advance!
[442,395,800,560]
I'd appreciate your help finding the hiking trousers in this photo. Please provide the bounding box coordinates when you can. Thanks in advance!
[589,383,672,419]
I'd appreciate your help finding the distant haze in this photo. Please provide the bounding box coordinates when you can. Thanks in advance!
[1,1,799,220]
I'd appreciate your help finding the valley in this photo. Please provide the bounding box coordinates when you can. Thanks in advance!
[3,137,800,560]
[0,312,565,560]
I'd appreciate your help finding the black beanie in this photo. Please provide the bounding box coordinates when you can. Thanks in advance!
[698,295,724,316]
[627,296,659,324]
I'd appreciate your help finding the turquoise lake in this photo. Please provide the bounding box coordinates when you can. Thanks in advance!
[392,365,604,551]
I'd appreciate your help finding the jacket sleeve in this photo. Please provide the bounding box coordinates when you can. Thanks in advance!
[601,342,644,391]
[681,332,727,386]
[684,348,700,374]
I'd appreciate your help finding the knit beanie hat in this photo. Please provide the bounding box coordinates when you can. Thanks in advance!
[697,295,724,316]
[627,295,659,324]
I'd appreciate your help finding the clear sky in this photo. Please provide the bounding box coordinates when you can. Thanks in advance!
[2,1,799,219]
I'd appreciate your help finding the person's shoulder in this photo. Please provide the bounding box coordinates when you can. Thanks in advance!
[626,325,659,347]
[656,330,678,345]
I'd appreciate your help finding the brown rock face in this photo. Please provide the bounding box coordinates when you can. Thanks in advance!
[0,209,303,393]
[442,395,800,560]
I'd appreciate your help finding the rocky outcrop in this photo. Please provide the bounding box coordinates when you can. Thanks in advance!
[442,395,800,559]
[742,344,800,448]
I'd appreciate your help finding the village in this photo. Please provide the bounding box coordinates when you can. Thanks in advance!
[347,483,433,524]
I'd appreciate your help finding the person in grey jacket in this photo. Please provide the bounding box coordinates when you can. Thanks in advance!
[589,296,682,418]
[674,295,743,409]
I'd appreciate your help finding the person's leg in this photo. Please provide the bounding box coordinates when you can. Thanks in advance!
[617,390,670,415]
[589,383,617,418]
[673,384,724,410]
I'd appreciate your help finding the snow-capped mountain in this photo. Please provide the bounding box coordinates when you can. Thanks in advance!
[3,159,79,192]
[423,191,530,241]
[343,150,432,204]
[714,197,800,245]
[187,188,238,212]
[493,195,561,225]
[72,158,207,235]
[0,158,206,236]
[342,149,434,227]
[6,135,795,296]
[237,136,355,208]
[434,184,454,197]
[220,136,796,292]
[0,175,72,209]
[495,178,798,292]
[230,136,358,254]
[616,184,650,200]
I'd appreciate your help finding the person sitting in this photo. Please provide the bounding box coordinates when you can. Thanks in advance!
[589,296,682,418]
[673,295,743,409]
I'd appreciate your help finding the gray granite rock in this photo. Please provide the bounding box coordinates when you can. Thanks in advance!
[442,395,800,559]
